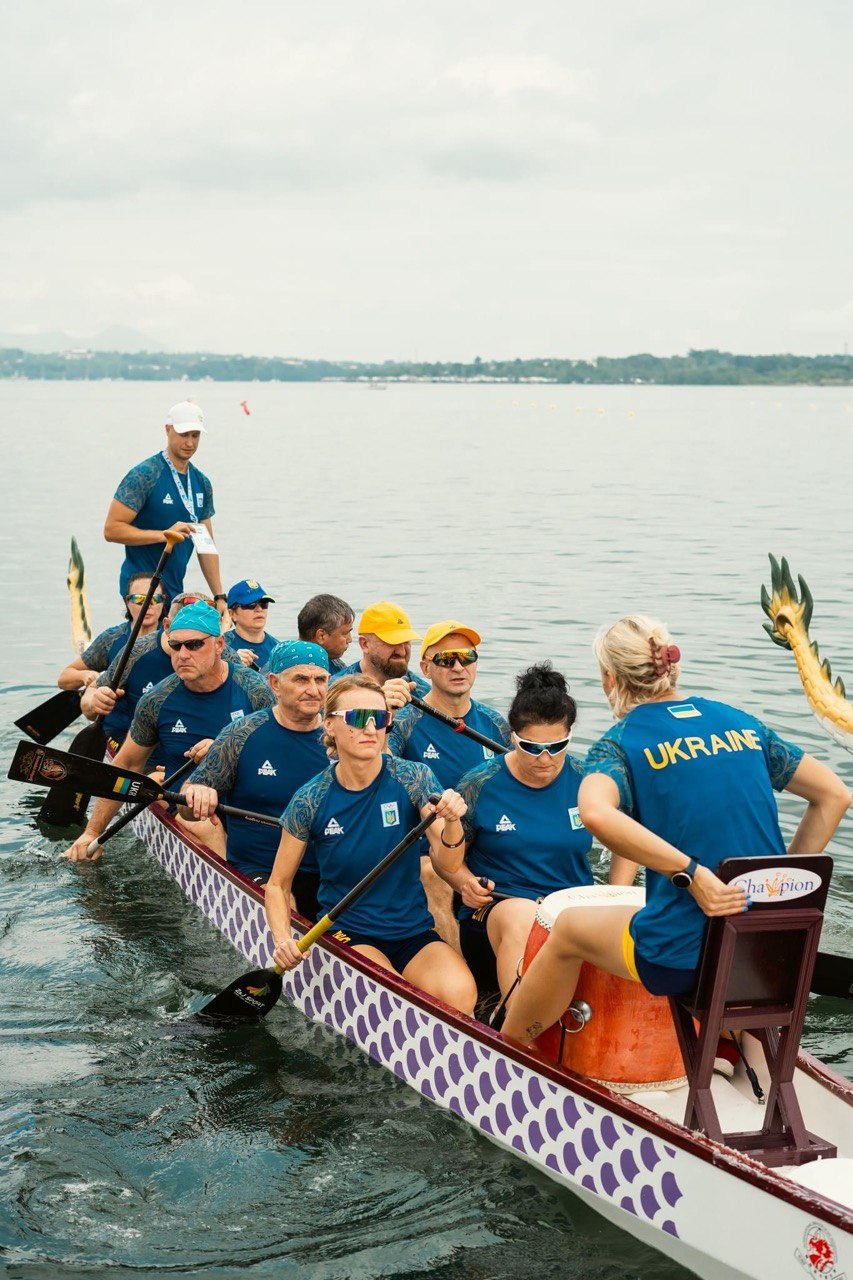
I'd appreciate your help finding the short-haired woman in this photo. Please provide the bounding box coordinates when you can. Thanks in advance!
[502,615,850,1045]
[265,674,478,1014]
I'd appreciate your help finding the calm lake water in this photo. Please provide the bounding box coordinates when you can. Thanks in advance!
[1,380,852,1278]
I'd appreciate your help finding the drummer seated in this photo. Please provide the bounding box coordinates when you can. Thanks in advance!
[434,663,595,1004]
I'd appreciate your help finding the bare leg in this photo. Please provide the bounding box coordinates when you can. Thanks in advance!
[502,904,639,1046]
[351,943,396,972]
[421,856,460,952]
[486,898,538,997]
[403,941,477,1015]
[175,813,227,859]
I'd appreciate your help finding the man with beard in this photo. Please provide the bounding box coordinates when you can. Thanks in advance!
[330,601,430,699]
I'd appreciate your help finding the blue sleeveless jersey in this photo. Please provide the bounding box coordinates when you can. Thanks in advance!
[389,699,511,790]
[114,453,214,599]
[129,664,274,778]
[585,696,804,970]
[330,659,430,697]
[222,629,280,671]
[191,709,328,877]
[282,756,440,938]
[456,755,593,918]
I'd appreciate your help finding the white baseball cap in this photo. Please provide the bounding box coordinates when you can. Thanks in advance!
[165,401,206,433]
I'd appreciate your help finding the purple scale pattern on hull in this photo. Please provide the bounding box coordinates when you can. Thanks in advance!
[133,808,687,1243]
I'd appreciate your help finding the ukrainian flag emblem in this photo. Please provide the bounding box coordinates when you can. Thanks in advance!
[112,776,134,795]
[667,703,701,720]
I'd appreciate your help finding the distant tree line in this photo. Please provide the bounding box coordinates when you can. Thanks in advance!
[0,347,850,385]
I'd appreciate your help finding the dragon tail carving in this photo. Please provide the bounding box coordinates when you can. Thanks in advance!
[761,554,853,752]
[68,536,94,657]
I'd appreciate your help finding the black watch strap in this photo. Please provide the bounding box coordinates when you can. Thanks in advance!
[670,856,698,889]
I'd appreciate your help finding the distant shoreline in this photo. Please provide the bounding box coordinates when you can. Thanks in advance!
[1,347,850,386]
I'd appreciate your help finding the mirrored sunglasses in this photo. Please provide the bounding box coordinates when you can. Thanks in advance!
[167,637,211,652]
[127,592,165,605]
[514,733,571,757]
[430,648,479,669]
[329,708,391,731]
[173,593,215,608]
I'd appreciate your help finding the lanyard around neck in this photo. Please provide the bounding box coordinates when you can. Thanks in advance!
[162,451,196,521]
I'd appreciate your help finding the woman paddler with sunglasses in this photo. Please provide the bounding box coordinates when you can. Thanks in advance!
[432,663,593,1000]
[502,616,851,1047]
[265,673,479,1015]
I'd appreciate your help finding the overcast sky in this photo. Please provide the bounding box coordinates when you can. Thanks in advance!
[1,1,849,360]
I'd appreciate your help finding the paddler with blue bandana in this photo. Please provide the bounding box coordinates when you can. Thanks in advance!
[502,614,851,1047]
[104,401,226,617]
[62,602,274,861]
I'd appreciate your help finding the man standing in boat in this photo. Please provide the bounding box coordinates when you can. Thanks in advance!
[62,601,275,861]
[179,640,331,919]
[104,401,226,616]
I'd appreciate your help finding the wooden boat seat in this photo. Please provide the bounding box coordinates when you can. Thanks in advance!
[668,854,837,1168]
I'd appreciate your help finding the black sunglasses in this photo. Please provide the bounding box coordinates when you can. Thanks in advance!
[168,637,211,652]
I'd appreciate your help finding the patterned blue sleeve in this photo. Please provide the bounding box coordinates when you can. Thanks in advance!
[584,731,635,816]
[231,664,276,709]
[481,703,512,747]
[190,712,268,792]
[387,705,419,756]
[81,624,126,671]
[281,769,333,838]
[130,675,180,747]
[761,723,805,790]
[114,455,162,513]
[195,468,215,521]
[387,756,441,809]
[457,756,503,841]
[95,632,157,688]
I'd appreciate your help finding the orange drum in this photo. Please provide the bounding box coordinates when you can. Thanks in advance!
[521,886,686,1092]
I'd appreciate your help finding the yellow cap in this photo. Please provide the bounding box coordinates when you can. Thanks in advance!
[358,601,421,645]
[420,620,482,662]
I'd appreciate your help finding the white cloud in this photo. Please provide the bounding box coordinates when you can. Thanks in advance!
[134,276,197,306]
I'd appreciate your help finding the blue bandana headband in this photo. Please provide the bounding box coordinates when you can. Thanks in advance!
[268,640,330,674]
[169,601,222,637]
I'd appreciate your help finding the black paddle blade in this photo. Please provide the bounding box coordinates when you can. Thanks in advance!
[811,951,853,1001]
[195,968,283,1023]
[10,739,162,805]
[36,720,107,828]
[15,690,82,744]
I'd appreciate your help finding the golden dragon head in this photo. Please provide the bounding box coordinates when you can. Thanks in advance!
[760,553,814,650]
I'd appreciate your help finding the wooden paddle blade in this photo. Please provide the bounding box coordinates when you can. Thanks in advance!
[35,720,107,828]
[15,690,82,744]
[811,950,853,1000]
[195,968,283,1023]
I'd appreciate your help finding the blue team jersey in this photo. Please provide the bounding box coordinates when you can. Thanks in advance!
[114,453,215,600]
[190,709,328,877]
[81,622,131,672]
[329,659,430,697]
[281,755,440,938]
[97,632,175,755]
[222,629,280,671]
[388,699,511,790]
[130,663,274,778]
[456,755,593,918]
[585,696,804,971]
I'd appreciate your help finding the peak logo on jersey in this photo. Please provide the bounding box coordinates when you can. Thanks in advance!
[142,682,154,693]
[381,801,400,827]
[171,719,187,734]
[423,743,440,760]
[162,493,174,505]
[667,703,701,719]
[325,817,344,836]
[483,746,494,760]
[258,760,277,777]
[568,807,584,831]
[496,814,516,832]
[230,710,245,722]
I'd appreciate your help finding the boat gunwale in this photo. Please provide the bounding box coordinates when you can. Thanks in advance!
[141,798,853,1234]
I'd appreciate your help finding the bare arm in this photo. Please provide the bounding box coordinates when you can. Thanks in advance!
[784,755,851,853]
[265,830,309,968]
[57,656,99,691]
[104,497,194,548]
[197,519,224,614]
[61,736,154,861]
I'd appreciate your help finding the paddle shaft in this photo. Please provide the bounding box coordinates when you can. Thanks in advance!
[408,693,506,755]
[86,757,197,854]
[296,800,441,953]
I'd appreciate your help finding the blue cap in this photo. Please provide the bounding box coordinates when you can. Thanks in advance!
[268,640,330,674]
[169,601,222,637]
[227,579,275,608]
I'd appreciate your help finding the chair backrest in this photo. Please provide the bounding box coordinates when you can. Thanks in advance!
[691,854,832,1011]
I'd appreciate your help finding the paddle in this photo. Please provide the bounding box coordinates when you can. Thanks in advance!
[84,757,197,857]
[15,690,85,745]
[10,741,280,828]
[408,693,507,755]
[38,531,181,828]
[196,798,441,1023]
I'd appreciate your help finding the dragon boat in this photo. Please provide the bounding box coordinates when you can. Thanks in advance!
[129,796,853,1280]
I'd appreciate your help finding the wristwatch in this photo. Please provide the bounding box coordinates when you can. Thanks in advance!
[670,857,698,890]
[213,594,227,603]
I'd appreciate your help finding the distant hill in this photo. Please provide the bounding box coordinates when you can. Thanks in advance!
[0,347,850,385]
[0,325,167,354]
